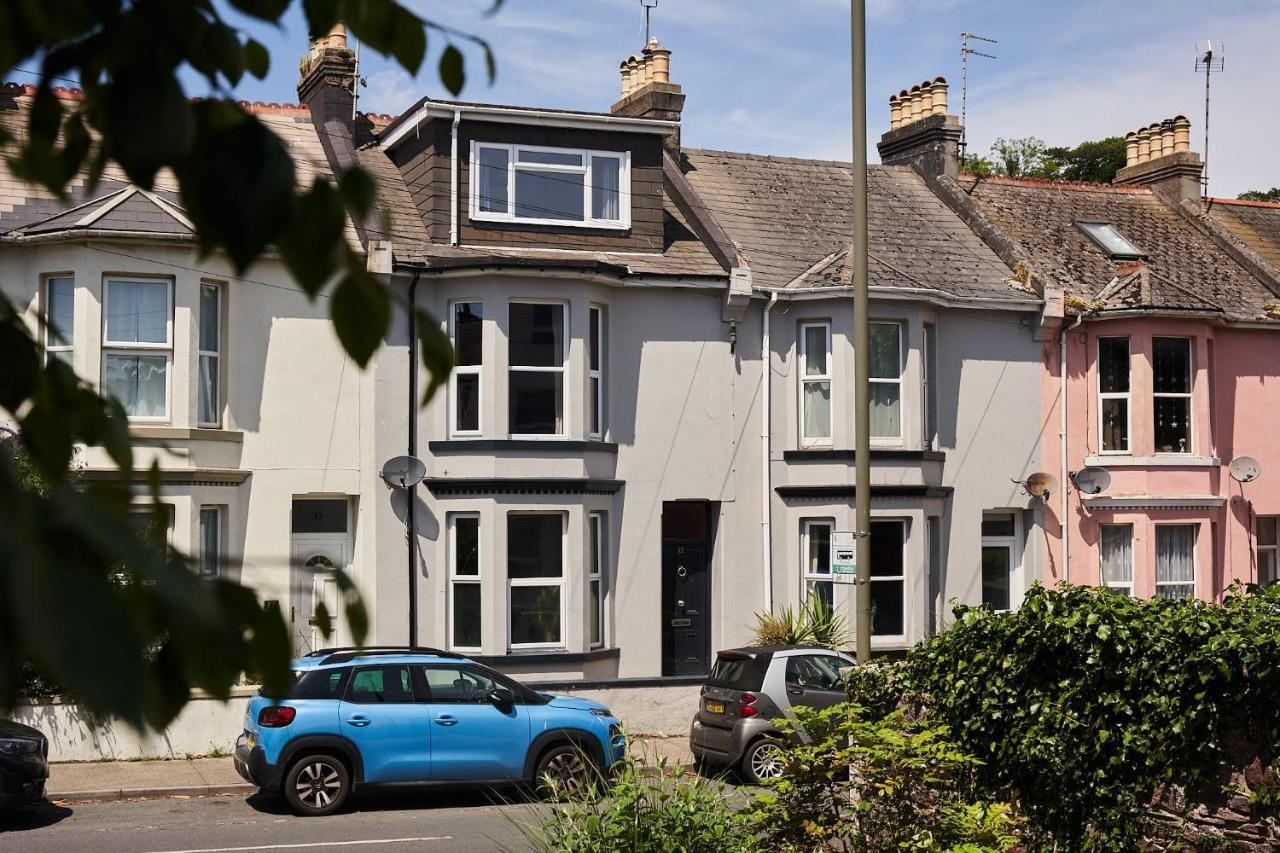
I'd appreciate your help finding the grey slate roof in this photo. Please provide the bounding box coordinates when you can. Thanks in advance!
[957,175,1279,320]
[678,148,1029,301]
[1206,198,1280,276]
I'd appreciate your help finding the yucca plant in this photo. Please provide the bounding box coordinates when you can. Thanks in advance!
[751,596,850,649]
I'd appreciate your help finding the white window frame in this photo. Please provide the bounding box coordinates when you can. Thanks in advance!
[1257,516,1279,586]
[980,512,1021,612]
[588,511,606,649]
[1097,336,1131,455]
[198,505,222,579]
[470,142,631,230]
[43,275,75,367]
[508,300,569,440]
[869,321,904,445]
[449,300,484,437]
[1155,523,1197,600]
[448,513,483,652]
[507,512,567,651]
[197,282,223,428]
[801,519,835,605]
[101,277,174,422]
[1152,337,1193,455]
[588,305,605,439]
[798,321,833,446]
[1099,523,1135,596]
[870,519,907,639]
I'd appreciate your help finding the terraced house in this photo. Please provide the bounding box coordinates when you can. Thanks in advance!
[8,29,1280,685]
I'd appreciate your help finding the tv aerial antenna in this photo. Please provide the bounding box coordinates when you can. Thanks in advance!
[959,32,997,165]
[641,0,659,45]
[1194,40,1224,199]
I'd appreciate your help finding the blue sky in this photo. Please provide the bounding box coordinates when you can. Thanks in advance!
[24,1,1279,196]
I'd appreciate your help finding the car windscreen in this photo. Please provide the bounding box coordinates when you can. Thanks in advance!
[706,654,767,691]
[287,667,350,700]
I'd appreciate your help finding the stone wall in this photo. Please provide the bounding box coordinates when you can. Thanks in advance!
[1144,761,1280,851]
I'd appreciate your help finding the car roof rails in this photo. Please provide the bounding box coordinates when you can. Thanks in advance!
[315,646,467,666]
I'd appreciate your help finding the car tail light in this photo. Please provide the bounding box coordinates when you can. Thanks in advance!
[739,692,758,718]
[258,706,296,727]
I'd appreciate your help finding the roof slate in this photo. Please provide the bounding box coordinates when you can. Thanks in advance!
[677,149,1027,301]
[1206,198,1280,276]
[956,175,1279,320]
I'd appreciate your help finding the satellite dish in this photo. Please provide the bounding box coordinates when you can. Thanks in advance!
[1229,455,1262,483]
[1023,472,1058,501]
[1071,467,1112,496]
[380,455,425,489]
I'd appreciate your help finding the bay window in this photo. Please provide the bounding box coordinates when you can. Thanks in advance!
[198,283,222,427]
[44,276,74,367]
[869,322,902,441]
[588,306,605,438]
[103,278,172,420]
[508,302,566,436]
[507,513,565,648]
[1099,524,1133,595]
[472,143,629,229]
[1097,337,1130,453]
[1153,337,1192,453]
[451,302,483,435]
[449,514,482,650]
[801,519,834,611]
[1258,517,1279,586]
[199,506,222,579]
[869,520,906,636]
[799,322,832,443]
[1155,525,1196,599]
[588,512,606,648]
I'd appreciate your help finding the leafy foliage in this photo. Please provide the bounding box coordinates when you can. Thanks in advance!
[1238,187,1280,203]
[751,595,850,649]
[746,703,1023,851]
[0,1,495,727]
[849,584,1280,850]
[527,744,759,853]
[963,136,1126,184]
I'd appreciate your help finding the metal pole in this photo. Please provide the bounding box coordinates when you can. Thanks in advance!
[850,0,872,664]
[1203,55,1211,198]
[407,271,422,648]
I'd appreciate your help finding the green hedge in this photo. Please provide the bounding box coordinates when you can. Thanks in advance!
[849,584,1280,850]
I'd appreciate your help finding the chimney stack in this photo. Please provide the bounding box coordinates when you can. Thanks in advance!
[1114,114,1200,201]
[877,75,961,179]
[298,21,357,125]
[612,37,685,154]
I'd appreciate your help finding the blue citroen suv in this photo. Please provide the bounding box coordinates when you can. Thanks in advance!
[234,648,625,815]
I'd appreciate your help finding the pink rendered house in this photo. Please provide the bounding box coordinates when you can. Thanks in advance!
[939,120,1280,600]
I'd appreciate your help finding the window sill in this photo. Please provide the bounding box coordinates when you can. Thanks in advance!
[782,448,945,462]
[1083,455,1220,468]
[467,647,621,667]
[469,214,630,232]
[429,439,618,454]
[130,426,244,443]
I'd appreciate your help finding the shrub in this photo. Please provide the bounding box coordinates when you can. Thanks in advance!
[751,595,850,649]
[747,702,1023,851]
[525,746,760,853]
[850,583,1280,850]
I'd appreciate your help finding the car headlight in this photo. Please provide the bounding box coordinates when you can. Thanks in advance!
[590,707,613,718]
[0,738,40,756]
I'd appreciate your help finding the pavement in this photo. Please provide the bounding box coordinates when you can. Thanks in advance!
[44,735,695,802]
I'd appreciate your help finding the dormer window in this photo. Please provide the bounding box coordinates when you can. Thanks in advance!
[1077,222,1143,260]
[471,142,629,229]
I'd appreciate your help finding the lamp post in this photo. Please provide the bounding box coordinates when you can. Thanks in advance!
[850,0,872,663]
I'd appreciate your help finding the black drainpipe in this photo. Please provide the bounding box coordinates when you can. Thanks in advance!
[406,269,422,648]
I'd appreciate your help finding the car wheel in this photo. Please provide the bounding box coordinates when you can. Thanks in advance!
[534,743,598,800]
[283,754,350,816]
[741,738,786,784]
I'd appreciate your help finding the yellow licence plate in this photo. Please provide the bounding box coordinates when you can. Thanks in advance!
[706,700,725,714]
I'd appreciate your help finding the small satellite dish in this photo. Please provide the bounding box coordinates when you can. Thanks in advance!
[1229,455,1262,484]
[380,455,425,489]
[1071,467,1112,496]
[1023,472,1058,501]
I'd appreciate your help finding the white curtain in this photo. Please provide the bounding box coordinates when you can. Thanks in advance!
[106,280,167,343]
[104,354,167,418]
[803,380,831,439]
[199,354,218,424]
[869,384,901,437]
[591,156,620,221]
[1156,525,1196,599]
[1099,525,1133,587]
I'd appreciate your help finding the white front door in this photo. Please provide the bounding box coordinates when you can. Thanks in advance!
[290,536,350,655]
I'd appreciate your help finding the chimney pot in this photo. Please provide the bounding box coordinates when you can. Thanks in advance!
[625,55,641,95]
[1135,126,1152,164]
[1124,131,1138,167]
[647,40,671,83]
[921,81,937,115]
[889,94,902,129]
[930,77,948,116]
[907,84,922,122]
[1160,120,1175,157]
[1173,115,1191,153]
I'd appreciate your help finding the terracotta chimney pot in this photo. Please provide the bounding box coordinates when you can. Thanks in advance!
[1135,126,1152,163]
[889,94,902,129]
[1124,131,1139,167]
[1160,119,1175,157]
[1173,115,1191,153]
[930,76,948,115]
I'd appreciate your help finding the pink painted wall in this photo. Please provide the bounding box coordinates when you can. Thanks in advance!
[1042,316,1280,598]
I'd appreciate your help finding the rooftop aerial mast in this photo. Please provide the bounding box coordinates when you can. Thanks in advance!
[959,32,997,166]
[1194,40,1224,198]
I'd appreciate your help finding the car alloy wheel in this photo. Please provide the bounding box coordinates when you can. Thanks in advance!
[745,739,785,783]
[285,756,349,816]
[537,746,594,799]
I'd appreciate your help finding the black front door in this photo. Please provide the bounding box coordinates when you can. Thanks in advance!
[661,502,713,676]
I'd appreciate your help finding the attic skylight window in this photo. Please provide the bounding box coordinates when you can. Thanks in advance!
[471,142,629,229]
[1078,222,1144,260]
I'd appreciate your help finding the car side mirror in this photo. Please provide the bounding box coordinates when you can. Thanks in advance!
[488,687,515,711]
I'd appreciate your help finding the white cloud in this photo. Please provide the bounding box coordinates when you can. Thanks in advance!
[360,69,420,116]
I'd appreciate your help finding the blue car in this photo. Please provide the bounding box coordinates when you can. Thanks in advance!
[233,647,625,815]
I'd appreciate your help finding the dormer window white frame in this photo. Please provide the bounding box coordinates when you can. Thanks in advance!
[470,142,630,230]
